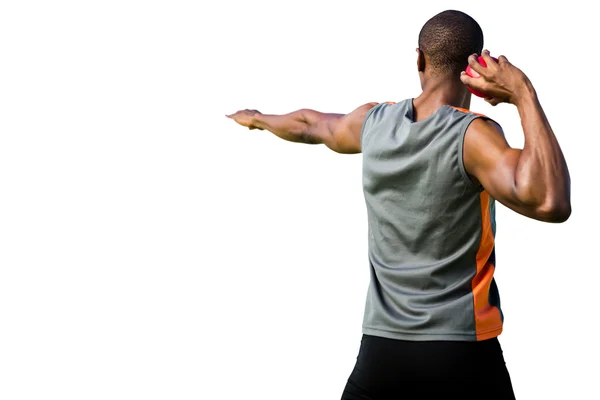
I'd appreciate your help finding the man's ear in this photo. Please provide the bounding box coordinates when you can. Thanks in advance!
[416,48,426,73]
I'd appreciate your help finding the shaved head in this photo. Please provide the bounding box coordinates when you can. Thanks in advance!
[418,10,484,76]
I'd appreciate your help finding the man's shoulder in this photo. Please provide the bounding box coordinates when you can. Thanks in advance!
[447,105,490,119]
[370,98,411,115]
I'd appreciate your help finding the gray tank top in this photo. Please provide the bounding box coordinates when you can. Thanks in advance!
[360,99,503,342]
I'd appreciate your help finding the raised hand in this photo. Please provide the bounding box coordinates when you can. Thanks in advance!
[461,50,534,106]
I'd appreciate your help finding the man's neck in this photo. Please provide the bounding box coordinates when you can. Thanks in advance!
[414,77,472,111]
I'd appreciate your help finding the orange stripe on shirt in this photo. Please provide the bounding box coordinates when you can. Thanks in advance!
[472,191,503,341]
[449,106,485,117]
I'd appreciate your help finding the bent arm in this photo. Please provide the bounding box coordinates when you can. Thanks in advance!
[464,89,571,222]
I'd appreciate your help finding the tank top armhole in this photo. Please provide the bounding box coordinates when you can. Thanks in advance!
[458,115,485,192]
[360,102,385,147]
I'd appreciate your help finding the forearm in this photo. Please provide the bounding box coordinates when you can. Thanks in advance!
[514,84,571,218]
[253,110,341,144]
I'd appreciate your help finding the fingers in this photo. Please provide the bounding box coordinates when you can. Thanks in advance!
[497,55,510,65]
[467,54,489,78]
[469,50,504,79]
[480,50,498,68]
[460,71,472,85]
[226,110,253,120]
[461,71,486,92]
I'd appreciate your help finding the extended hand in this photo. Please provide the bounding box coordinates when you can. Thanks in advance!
[226,109,264,130]
[461,50,533,106]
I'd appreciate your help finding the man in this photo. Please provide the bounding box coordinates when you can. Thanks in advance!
[227,10,570,400]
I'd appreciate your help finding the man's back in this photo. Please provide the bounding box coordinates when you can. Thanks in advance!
[228,10,570,398]
[361,100,502,341]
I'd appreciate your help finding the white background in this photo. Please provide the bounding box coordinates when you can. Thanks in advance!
[0,1,598,399]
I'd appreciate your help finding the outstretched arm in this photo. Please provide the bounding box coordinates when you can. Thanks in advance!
[227,102,378,154]
[461,50,571,223]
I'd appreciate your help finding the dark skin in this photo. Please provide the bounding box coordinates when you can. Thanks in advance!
[227,49,571,223]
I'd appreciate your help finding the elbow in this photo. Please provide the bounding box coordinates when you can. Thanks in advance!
[536,199,571,223]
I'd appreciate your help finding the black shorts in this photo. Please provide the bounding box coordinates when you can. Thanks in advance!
[341,334,516,400]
